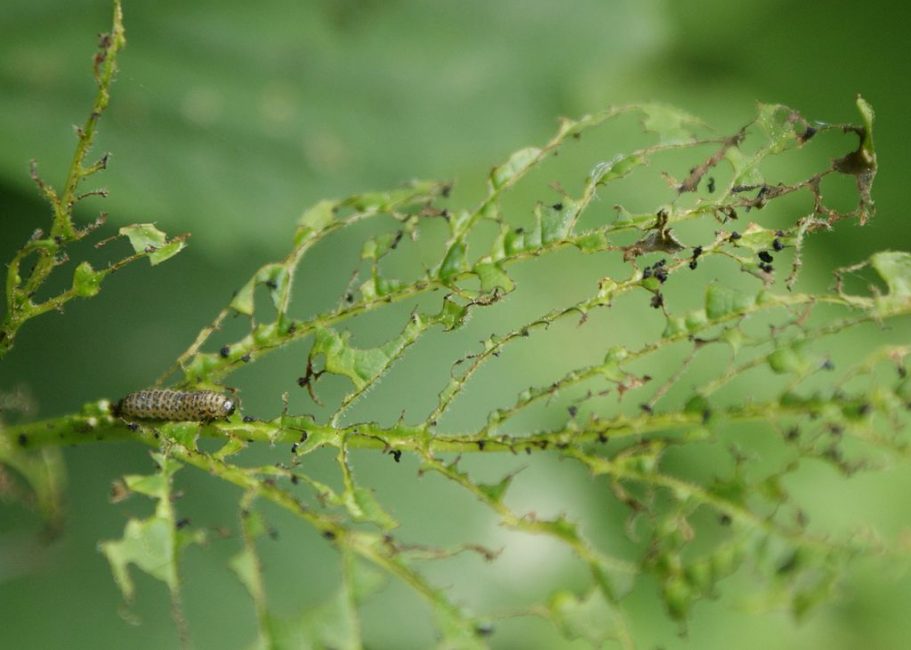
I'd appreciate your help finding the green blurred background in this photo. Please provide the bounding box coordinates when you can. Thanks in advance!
[2,1,910,648]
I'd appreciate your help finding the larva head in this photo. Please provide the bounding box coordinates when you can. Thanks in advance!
[222,397,237,418]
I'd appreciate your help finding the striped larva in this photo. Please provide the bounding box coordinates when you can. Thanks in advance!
[114,389,236,422]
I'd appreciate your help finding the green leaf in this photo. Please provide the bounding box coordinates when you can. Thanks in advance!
[549,589,622,646]
[661,574,694,621]
[722,326,745,354]
[640,103,703,144]
[489,146,541,190]
[685,309,709,332]
[575,230,609,253]
[260,264,291,311]
[538,516,581,544]
[72,261,103,297]
[122,455,179,498]
[598,350,628,382]
[230,281,256,316]
[119,224,185,266]
[710,542,745,577]
[230,263,290,316]
[502,227,527,255]
[709,475,748,507]
[736,223,777,250]
[767,344,807,375]
[434,297,471,331]
[871,251,911,314]
[726,146,763,186]
[295,199,336,244]
[310,320,426,393]
[439,241,468,282]
[832,95,877,192]
[119,223,165,253]
[361,232,399,260]
[159,422,202,448]
[589,153,646,185]
[228,547,260,600]
[284,417,340,456]
[229,507,270,634]
[182,351,221,383]
[359,271,403,301]
[757,104,802,154]
[855,94,876,165]
[267,592,359,650]
[213,436,247,461]
[313,329,385,390]
[684,558,714,593]
[477,471,516,504]
[705,284,756,321]
[791,574,835,622]
[242,508,269,539]
[263,559,386,650]
[100,517,176,601]
[434,606,487,650]
[684,394,711,420]
[473,261,514,293]
[343,180,444,213]
[345,485,397,530]
[99,455,201,602]
[0,437,66,530]
[538,200,577,244]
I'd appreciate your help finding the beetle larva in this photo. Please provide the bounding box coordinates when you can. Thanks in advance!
[114,389,236,422]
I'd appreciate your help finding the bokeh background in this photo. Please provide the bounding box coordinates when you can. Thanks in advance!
[2,1,910,648]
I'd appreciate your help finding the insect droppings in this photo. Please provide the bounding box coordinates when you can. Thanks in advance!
[114,389,236,422]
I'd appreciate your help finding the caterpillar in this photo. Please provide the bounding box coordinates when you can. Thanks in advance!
[114,389,237,422]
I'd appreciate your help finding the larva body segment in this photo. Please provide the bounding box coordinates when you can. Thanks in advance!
[115,389,236,422]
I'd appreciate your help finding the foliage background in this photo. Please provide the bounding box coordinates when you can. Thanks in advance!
[1,0,909,648]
